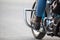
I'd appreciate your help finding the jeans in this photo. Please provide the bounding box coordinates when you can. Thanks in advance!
[36,0,46,19]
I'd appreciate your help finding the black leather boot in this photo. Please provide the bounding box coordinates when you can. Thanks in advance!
[31,16,42,30]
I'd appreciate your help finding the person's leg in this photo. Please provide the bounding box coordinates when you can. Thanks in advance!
[36,0,46,18]
[31,0,46,30]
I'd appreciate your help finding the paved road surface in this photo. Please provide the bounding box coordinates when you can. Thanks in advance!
[0,0,60,40]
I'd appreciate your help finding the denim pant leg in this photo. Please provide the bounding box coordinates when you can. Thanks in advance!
[36,0,46,19]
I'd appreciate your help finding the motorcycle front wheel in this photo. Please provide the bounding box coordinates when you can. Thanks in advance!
[31,1,46,39]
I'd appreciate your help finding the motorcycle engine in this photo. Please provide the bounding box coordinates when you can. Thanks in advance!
[46,14,60,36]
[45,0,60,36]
[45,17,55,32]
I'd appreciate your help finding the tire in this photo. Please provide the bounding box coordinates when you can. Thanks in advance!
[31,1,46,39]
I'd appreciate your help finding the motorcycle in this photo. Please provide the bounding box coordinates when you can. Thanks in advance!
[25,0,60,39]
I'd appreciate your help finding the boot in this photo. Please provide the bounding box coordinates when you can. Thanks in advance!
[31,16,42,30]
